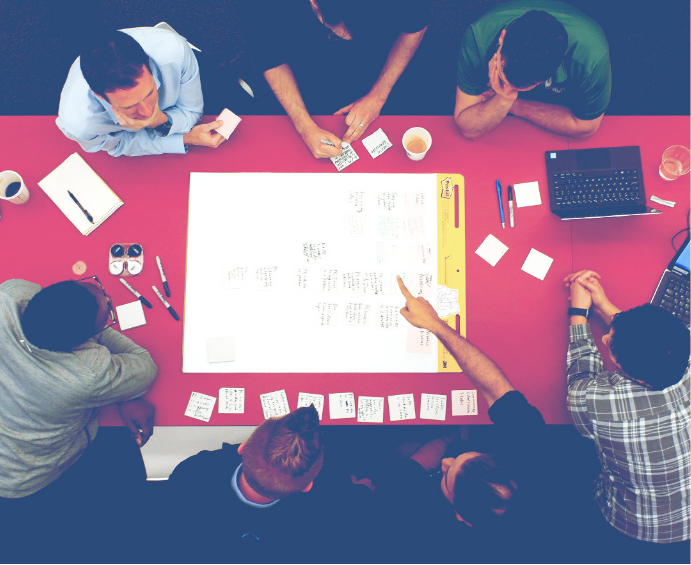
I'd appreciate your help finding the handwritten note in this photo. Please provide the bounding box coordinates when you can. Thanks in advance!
[297,393,325,420]
[437,285,460,318]
[451,390,478,416]
[357,396,385,423]
[329,392,356,419]
[408,242,434,266]
[319,269,338,292]
[377,217,401,239]
[343,303,370,327]
[344,214,367,237]
[255,267,279,290]
[405,191,427,213]
[289,268,309,291]
[362,272,384,295]
[302,242,327,263]
[402,217,426,239]
[315,302,338,326]
[222,266,248,289]
[260,389,290,419]
[375,242,399,265]
[406,327,434,354]
[340,271,362,293]
[377,192,398,212]
[184,392,216,422]
[331,142,359,171]
[219,388,245,413]
[388,394,416,421]
[361,128,393,159]
[377,304,400,329]
[346,190,365,213]
[413,273,435,298]
[420,393,447,420]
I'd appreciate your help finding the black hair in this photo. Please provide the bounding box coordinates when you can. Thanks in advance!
[452,453,517,528]
[21,281,100,352]
[80,30,151,99]
[501,10,568,88]
[610,304,690,390]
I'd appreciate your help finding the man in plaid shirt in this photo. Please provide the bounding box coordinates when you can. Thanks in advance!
[564,269,690,546]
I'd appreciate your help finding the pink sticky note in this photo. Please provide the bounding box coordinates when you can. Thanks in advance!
[215,108,242,139]
[406,327,434,354]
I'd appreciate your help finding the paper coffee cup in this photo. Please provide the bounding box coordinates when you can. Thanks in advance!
[0,171,30,204]
[402,128,432,161]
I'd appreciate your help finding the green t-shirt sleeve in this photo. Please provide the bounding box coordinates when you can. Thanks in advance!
[570,53,611,121]
[457,27,489,96]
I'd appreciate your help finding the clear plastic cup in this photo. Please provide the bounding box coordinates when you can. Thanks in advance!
[659,145,690,181]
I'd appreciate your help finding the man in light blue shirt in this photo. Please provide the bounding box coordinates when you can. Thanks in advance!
[57,28,226,157]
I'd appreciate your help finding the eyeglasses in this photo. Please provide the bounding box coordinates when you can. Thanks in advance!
[76,275,117,332]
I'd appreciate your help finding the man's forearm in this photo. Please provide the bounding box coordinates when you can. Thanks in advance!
[510,99,599,138]
[264,64,315,134]
[454,94,513,140]
[369,29,426,102]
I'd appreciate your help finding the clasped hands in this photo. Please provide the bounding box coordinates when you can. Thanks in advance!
[564,270,614,318]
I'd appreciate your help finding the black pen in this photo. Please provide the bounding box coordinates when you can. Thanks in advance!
[156,256,170,297]
[67,191,94,223]
[508,185,515,228]
[120,278,153,308]
[152,285,179,321]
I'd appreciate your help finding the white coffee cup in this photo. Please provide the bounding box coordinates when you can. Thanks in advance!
[402,128,432,161]
[0,171,30,204]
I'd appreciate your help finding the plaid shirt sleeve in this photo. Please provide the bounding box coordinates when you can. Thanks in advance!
[566,324,604,439]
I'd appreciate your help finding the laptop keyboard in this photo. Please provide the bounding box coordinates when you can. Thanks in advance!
[553,169,640,207]
[659,278,690,325]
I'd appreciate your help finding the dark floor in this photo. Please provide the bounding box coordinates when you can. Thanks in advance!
[0,0,689,116]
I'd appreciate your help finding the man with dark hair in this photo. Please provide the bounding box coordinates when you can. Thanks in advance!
[57,28,226,156]
[454,0,611,140]
[564,270,690,553]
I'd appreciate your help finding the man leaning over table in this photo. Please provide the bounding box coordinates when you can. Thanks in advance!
[57,28,225,157]
[454,0,611,140]
[564,270,690,559]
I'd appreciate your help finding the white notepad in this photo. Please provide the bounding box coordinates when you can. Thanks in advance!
[38,153,123,235]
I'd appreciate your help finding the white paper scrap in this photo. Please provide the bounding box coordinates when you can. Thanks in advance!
[437,285,460,318]
[184,392,216,422]
[218,388,244,413]
[475,234,509,267]
[331,142,359,171]
[420,393,447,420]
[215,108,242,139]
[116,300,146,331]
[651,195,675,207]
[297,393,325,420]
[329,392,356,419]
[260,390,290,419]
[207,337,235,363]
[513,181,542,207]
[521,248,554,281]
[362,128,393,159]
[357,396,385,423]
[451,390,478,416]
[388,394,416,421]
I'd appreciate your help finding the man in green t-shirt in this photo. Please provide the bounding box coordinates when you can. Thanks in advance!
[454,0,611,140]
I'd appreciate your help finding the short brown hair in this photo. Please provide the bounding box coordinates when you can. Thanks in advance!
[242,406,324,499]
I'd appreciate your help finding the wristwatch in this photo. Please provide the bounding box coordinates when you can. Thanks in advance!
[567,307,590,318]
[153,113,172,137]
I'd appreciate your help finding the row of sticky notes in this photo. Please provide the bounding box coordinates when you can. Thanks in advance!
[331,128,393,171]
[476,235,554,280]
[184,389,478,423]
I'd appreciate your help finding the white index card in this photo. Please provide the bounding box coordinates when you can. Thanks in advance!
[451,390,478,416]
[513,181,542,207]
[260,390,290,419]
[216,108,242,139]
[475,234,509,267]
[297,393,325,420]
[207,337,235,363]
[331,142,359,171]
[362,128,393,159]
[329,392,356,419]
[219,388,245,413]
[357,396,385,423]
[388,394,416,421]
[116,300,147,331]
[420,394,447,420]
[521,248,554,281]
[184,392,216,422]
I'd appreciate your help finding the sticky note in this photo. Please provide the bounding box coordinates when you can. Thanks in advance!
[357,396,385,423]
[420,393,447,420]
[451,390,478,416]
[215,108,242,139]
[222,267,248,289]
[297,393,325,420]
[475,234,508,267]
[329,393,356,419]
[185,392,216,422]
[521,248,554,280]
[513,181,542,207]
[219,388,244,413]
[207,337,235,363]
[116,300,146,331]
[361,128,393,159]
[260,390,290,419]
[331,142,359,171]
[406,327,434,354]
[388,394,416,421]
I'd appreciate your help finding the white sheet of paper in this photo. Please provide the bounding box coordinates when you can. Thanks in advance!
[513,181,542,207]
[521,248,554,280]
[388,394,416,421]
[184,392,216,422]
[329,392,356,419]
[216,108,242,139]
[357,396,385,423]
[116,300,146,331]
[436,284,460,318]
[451,390,478,416]
[420,393,447,420]
[331,142,359,171]
[260,390,290,419]
[362,128,393,159]
[207,337,235,363]
[297,393,325,420]
[475,234,508,267]
[218,388,244,413]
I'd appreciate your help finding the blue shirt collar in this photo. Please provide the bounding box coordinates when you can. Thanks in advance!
[231,464,280,509]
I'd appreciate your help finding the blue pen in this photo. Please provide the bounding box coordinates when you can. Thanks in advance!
[496,180,505,229]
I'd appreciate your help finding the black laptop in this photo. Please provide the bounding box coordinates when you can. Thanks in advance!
[545,146,661,219]
[651,234,690,326]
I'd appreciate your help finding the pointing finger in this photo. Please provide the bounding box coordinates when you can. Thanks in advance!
[397,275,414,301]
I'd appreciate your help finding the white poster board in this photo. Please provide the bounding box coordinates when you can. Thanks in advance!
[183,173,438,373]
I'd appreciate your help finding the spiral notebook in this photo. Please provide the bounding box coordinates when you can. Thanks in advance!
[38,153,123,235]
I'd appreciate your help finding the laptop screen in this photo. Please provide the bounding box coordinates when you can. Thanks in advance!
[675,238,690,272]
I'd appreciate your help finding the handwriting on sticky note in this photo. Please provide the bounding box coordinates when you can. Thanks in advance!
[437,285,460,318]
[406,327,434,354]
[297,393,324,420]
[340,271,362,293]
[475,234,508,267]
[219,388,245,413]
[362,272,384,295]
[357,396,385,422]
[302,242,327,263]
[255,267,278,290]
[319,269,338,291]
[260,390,290,419]
[402,217,426,239]
[315,302,338,326]
[331,143,359,171]
[521,248,554,280]
[223,266,248,289]
[377,304,400,329]
[346,190,365,213]
[375,242,398,265]
[388,394,416,421]
[290,268,309,291]
[343,303,370,327]
[329,392,356,419]
[451,390,478,416]
[377,216,401,239]
[513,181,542,207]
[420,393,447,420]
[344,214,367,237]
[361,128,393,159]
[408,243,433,266]
[377,192,398,211]
[184,392,216,422]
[405,192,427,213]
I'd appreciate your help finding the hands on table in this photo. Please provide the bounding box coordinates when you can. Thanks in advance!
[183,120,226,148]
[118,398,155,447]
[335,92,386,144]
[564,270,619,321]
[299,122,343,159]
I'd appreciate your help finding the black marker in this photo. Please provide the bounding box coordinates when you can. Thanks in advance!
[152,285,179,321]
[156,255,170,297]
[67,191,94,223]
[120,278,153,308]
